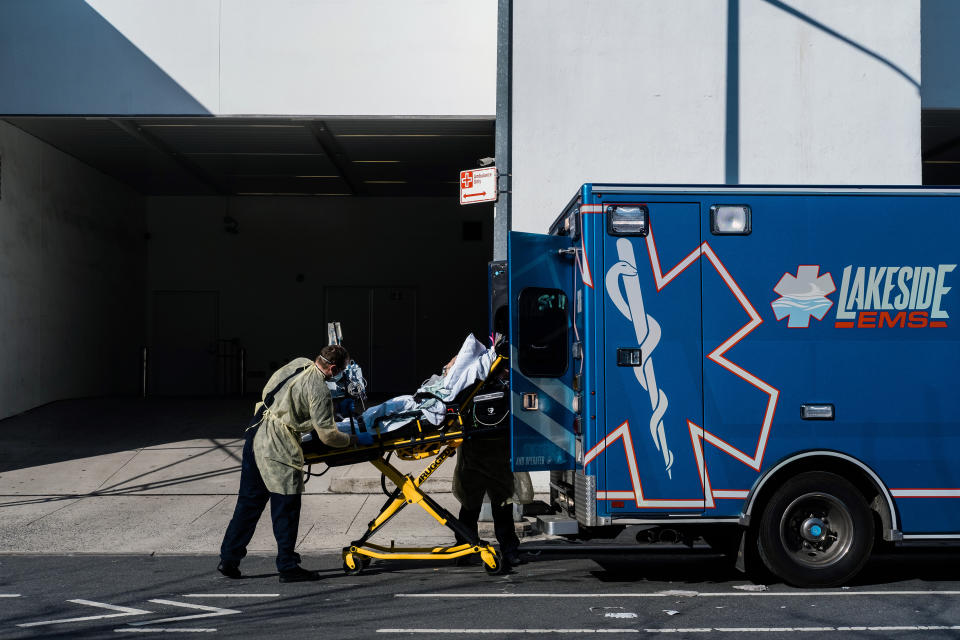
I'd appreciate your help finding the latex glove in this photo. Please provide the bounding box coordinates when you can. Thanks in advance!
[356,431,375,447]
[338,398,356,416]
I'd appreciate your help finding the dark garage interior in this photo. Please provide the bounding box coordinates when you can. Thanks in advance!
[2,116,496,402]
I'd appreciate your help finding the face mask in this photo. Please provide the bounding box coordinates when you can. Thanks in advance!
[330,370,344,382]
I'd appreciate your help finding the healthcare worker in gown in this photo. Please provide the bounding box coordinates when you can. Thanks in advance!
[218,345,368,582]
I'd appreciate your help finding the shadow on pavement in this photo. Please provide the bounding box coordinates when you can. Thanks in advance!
[0,396,251,473]
[851,546,960,586]
[531,545,960,587]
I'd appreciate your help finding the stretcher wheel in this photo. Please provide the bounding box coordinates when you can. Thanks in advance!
[342,553,370,575]
[482,551,505,575]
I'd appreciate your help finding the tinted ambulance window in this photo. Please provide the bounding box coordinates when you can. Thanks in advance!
[517,287,569,377]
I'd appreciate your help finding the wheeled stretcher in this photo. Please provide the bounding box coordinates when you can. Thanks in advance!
[301,354,510,575]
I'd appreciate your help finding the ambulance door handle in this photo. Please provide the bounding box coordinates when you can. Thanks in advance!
[617,348,642,366]
[557,248,577,258]
[522,393,539,411]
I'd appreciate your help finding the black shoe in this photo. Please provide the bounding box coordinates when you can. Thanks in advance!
[217,562,241,579]
[504,551,527,566]
[279,566,320,583]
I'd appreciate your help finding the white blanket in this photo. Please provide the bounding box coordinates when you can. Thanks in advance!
[337,334,496,435]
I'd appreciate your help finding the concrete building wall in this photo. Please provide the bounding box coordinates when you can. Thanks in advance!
[146,196,493,393]
[0,0,496,116]
[511,0,922,233]
[0,122,146,418]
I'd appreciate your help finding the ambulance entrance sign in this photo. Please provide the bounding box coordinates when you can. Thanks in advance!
[460,167,498,205]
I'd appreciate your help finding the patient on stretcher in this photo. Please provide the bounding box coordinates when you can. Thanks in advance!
[336,334,497,438]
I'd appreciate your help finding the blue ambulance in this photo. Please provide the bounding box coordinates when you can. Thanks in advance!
[507,184,960,587]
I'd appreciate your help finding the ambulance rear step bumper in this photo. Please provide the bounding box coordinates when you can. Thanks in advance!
[536,515,579,536]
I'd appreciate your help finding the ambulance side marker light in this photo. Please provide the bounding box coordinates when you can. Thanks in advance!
[710,205,752,235]
[801,403,835,420]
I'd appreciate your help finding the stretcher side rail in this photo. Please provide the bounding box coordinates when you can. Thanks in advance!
[302,354,508,466]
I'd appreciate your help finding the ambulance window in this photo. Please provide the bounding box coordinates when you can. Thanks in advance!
[517,287,569,377]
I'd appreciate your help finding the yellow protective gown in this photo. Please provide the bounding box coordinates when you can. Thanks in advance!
[250,358,351,495]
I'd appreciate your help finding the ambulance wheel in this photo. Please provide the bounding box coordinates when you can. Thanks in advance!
[758,472,873,587]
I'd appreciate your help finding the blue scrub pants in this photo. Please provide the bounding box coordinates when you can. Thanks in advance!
[220,425,302,572]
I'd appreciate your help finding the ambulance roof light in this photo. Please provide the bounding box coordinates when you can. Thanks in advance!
[710,205,752,235]
[607,205,648,236]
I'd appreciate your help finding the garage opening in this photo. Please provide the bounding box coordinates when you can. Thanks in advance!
[4,116,495,400]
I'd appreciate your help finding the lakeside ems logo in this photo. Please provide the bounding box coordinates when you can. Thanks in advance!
[772,266,836,328]
[773,264,957,329]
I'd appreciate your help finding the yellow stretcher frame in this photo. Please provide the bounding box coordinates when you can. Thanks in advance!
[304,355,508,576]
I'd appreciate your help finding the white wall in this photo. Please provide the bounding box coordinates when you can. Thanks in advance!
[511,0,922,233]
[216,0,496,116]
[0,122,146,418]
[739,0,920,185]
[146,196,493,392]
[0,0,497,116]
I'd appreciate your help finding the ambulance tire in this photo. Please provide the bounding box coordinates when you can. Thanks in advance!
[758,472,874,588]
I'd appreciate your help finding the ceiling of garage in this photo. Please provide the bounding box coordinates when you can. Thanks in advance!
[3,117,495,197]
[9,113,959,192]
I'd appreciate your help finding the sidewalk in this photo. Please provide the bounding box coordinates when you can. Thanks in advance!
[0,397,547,556]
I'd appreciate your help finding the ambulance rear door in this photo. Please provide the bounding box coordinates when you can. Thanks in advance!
[509,231,577,471]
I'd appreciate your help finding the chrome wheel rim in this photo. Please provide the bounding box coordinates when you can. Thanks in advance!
[778,491,854,568]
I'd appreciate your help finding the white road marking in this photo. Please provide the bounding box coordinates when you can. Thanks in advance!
[17,600,152,627]
[670,627,960,633]
[705,629,836,633]
[128,600,241,626]
[115,630,217,634]
[181,593,279,598]
[0,594,21,598]
[378,627,960,635]
[396,590,960,599]
[378,630,640,634]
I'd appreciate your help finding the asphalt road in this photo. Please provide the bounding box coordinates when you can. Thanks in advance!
[2,546,959,639]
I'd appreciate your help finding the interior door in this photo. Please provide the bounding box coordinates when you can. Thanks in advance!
[370,287,417,395]
[325,286,417,396]
[600,202,705,513]
[509,231,577,472]
[151,290,219,395]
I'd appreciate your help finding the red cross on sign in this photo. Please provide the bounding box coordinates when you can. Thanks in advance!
[459,167,497,205]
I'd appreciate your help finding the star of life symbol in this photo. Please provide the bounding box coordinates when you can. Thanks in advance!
[772,266,836,328]
[581,207,780,510]
[605,238,675,479]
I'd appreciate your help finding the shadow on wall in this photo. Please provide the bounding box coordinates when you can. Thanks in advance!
[0,0,209,114]
[725,0,922,184]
